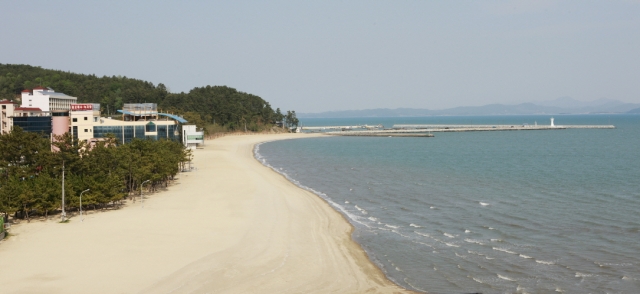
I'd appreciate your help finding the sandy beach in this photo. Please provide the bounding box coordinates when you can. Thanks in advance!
[0,133,410,294]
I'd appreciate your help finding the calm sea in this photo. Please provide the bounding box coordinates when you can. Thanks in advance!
[255,115,640,293]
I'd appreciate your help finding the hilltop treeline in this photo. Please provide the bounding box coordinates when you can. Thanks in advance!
[0,127,191,221]
[0,64,298,132]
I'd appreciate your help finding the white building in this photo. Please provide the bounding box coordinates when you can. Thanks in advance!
[0,99,16,134]
[181,124,205,149]
[21,87,77,112]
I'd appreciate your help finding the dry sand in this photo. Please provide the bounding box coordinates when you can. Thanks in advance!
[0,133,411,294]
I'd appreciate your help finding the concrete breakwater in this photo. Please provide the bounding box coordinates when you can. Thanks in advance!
[325,131,434,137]
[309,121,615,137]
[392,124,615,132]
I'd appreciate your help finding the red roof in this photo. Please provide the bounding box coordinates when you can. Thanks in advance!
[22,89,31,92]
[33,86,46,90]
[15,107,42,111]
[0,99,16,104]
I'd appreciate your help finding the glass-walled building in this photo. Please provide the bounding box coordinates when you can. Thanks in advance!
[72,103,186,145]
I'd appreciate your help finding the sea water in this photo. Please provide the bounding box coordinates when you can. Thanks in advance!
[255,115,640,293]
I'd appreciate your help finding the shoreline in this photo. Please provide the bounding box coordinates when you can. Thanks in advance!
[0,133,413,293]
[253,138,417,293]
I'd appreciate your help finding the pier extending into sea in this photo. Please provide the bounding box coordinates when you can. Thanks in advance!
[305,119,614,137]
[392,123,615,132]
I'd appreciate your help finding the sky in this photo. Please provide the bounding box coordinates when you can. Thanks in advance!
[1,0,639,113]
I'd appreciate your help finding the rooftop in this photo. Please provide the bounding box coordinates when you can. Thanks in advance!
[15,107,43,111]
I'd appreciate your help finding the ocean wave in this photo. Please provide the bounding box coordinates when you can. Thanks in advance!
[368,217,378,222]
[464,229,471,233]
[519,254,533,259]
[498,274,516,281]
[414,231,431,238]
[535,260,555,265]
[385,224,400,229]
[443,232,456,238]
[470,276,484,284]
[575,272,593,278]
[354,205,368,215]
[493,247,517,254]
[480,202,490,206]
[409,223,421,228]
[464,238,485,245]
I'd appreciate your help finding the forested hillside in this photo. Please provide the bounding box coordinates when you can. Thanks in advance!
[0,64,296,132]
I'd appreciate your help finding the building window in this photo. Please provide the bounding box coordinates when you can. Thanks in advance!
[94,117,98,122]
[146,122,156,132]
[72,118,77,122]
[84,129,88,132]
[84,117,88,121]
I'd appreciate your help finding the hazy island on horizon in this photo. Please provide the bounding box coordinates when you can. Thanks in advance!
[298,97,640,118]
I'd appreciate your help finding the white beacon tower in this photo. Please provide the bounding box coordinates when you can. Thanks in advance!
[550,117,555,127]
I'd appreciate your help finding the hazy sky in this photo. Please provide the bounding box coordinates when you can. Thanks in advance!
[1,1,639,112]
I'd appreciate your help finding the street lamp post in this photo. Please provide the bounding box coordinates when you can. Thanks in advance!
[79,189,90,222]
[141,180,150,208]
[61,161,65,222]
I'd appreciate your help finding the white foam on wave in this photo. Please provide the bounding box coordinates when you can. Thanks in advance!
[368,217,378,222]
[519,254,533,259]
[413,240,435,249]
[464,229,471,233]
[536,260,555,265]
[385,224,400,229]
[493,247,517,254]
[444,242,459,247]
[344,201,349,204]
[595,261,633,267]
[409,223,421,228]
[464,238,485,245]
[479,202,490,206]
[497,274,516,281]
[490,238,503,242]
[354,205,368,215]
[470,276,484,284]
[575,272,593,278]
[414,231,431,238]
[430,206,435,209]
[443,232,455,238]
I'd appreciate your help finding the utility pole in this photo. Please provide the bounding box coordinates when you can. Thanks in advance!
[61,161,66,222]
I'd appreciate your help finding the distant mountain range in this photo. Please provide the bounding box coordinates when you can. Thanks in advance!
[299,97,640,118]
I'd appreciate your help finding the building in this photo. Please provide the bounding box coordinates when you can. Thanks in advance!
[0,99,16,134]
[4,89,204,148]
[21,87,77,111]
[181,125,205,150]
[69,103,203,148]
[12,107,51,134]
